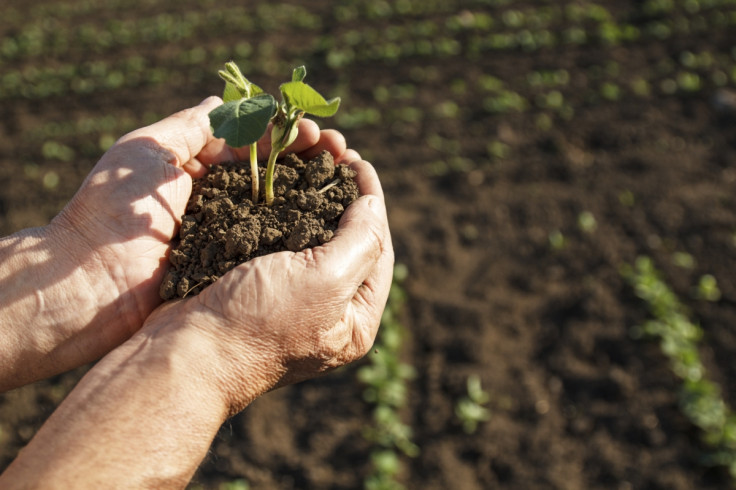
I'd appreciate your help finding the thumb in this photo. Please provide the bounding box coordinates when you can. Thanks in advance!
[117,96,223,168]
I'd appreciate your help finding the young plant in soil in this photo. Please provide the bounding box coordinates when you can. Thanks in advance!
[455,374,491,434]
[358,264,418,490]
[623,257,736,479]
[159,64,358,300]
[214,61,267,203]
[208,63,341,205]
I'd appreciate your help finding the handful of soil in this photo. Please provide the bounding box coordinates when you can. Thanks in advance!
[160,150,359,300]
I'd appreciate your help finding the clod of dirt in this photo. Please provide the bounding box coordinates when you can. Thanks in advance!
[160,150,359,300]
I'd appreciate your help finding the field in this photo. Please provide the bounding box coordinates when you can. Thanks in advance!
[2,0,736,488]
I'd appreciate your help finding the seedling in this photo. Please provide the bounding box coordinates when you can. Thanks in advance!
[208,62,341,206]
[623,257,736,479]
[213,62,266,203]
[358,264,418,490]
[455,374,491,434]
[695,274,721,302]
[577,211,597,234]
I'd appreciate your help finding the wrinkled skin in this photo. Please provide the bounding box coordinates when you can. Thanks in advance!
[0,97,392,488]
[15,96,375,388]
[147,158,393,413]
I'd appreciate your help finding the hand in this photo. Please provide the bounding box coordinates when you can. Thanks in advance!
[143,158,393,415]
[0,112,387,486]
[3,97,359,388]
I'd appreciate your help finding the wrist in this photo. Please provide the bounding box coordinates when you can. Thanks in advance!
[156,301,286,416]
[0,309,232,488]
[133,309,233,421]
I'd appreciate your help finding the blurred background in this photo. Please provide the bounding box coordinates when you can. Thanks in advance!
[1,0,736,488]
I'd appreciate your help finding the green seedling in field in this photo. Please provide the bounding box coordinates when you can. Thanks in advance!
[208,62,340,206]
[695,274,721,302]
[548,230,566,250]
[623,256,736,479]
[577,211,597,233]
[455,374,491,434]
[358,264,418,490]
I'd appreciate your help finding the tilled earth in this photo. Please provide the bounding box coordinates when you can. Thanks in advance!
[1,1,736,489]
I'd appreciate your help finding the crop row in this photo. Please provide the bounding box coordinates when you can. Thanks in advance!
[332,0,506,21]
[336,0,736,22]
[0,39,306,101]
[0,4,321,63]
[642,0,736,15]
[327,6,735,66]
[358,265,418,490]
[10,51,735,170]
[3,0,163,24]
[25,114,141,145]
[1,58,172,100]
[6,0,736,186]
[623,257,736,479]
[9,1,733,71]
[330,0,734,22]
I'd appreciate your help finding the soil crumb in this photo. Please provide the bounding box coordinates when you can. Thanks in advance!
[160,150,359,299]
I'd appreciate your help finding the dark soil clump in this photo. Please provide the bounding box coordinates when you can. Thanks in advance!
[160,150,359,300]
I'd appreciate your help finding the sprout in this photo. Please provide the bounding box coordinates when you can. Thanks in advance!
[455,375,491,434]
[208,63,340,206]
[212,61,268,203]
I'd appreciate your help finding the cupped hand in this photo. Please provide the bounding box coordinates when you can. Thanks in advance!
[49,96,359,356]
[144,159,394,415]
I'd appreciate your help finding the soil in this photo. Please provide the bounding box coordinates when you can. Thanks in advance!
[1,1,736,489]
[159,151,359,300]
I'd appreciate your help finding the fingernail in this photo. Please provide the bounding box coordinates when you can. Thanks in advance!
[198,95,218,106]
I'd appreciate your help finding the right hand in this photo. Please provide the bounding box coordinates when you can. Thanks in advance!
[143,158,393,415]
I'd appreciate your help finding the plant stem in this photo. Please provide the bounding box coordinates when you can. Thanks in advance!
[264,147,280,206]
[250,143,259,204]
[264,106,303,206]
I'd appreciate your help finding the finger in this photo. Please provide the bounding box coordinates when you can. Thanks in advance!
[283,119,323,155]
[255,118,321,160]
[118,96,223,168]
[298,129,347,161]
[336,149,361,165]
[198,119,324,165]
[195,118,350,170]
[303,193,389,297]
[196,138,238,167]
[347,160,384,200]
[310,160,388,285]
[182,157,209,179]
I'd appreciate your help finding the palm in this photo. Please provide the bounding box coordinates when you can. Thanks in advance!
[54,98,354,336]
[186,182,391,395]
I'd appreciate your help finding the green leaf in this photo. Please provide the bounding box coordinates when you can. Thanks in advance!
[292,65,307,82]
[219,63,264,99]
[248,83,264,97]
[218,69,242,89]
[222,81,243,103]
[224,61,246,83]
[209,94,277,147]
[280,81,341,117]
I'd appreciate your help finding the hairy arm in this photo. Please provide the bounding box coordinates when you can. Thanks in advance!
[0,159,392,489]
[0,311,232,489]
[0,225,129,392]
